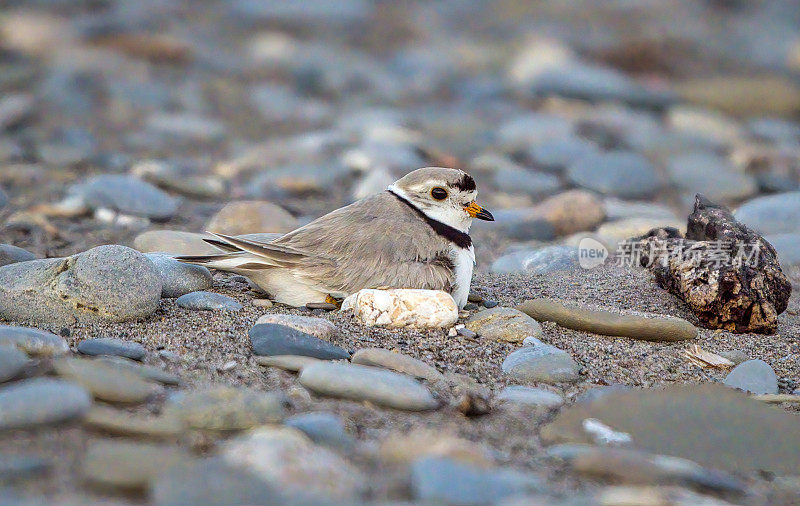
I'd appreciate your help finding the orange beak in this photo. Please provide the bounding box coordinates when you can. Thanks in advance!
[464,202,494,221]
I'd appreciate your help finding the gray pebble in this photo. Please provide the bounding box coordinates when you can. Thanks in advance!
[723,359,779,395]
[285,412,355,451]
[566,151,661,199]
[145,254,213,298]
[491,246,579,275]
[249,324,349,360]
[734,191,800,235]
[0,378,92,430]
[0,326,68,356]
[0,347,28,383]
[502,344,580,384]
[77,338,147,361]
[496,386,564,409]
[69,174,179,221]
[176,291,243,312]
[0,244,36,267]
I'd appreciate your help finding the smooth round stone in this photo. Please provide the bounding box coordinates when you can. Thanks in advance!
[284,412,354,451]
[502,346,580,384]
[221,427,365,501]
[69,174,179,220]
[603,199,678,222]
[735,192,800,235]
[145,254,213,298]
[492,167,561,196]
[567,151,660,199]
[0,244,36,267]
[0,454,50,482]
[748,118,800,144]
[666,152,757,202]
[380,429,491,466]
[0,326,68,356]
[53,357,161,404]
[528,137,599,173]
[498,217,556,242]
[465,307,543,343]
[176,291,243,312]
[0,378,91,430]
[77,338,146,361]
[84,405,184,439]
[96,356,181,385]
[723,359,779,395]
[497,386,564,409]
[0,347,28,383]
[575,385,634,405]
[766,233,800,267]
[82,441,190,492]
[231,0,371,24]
[299,362,439,411]
[255,355,321,372]
[152,458,286,506]
[496,113,573,150]
[491,246,579,275]
[718,350,749,366]
[247,163,351,197]
[134,230,221,255]
[145,113,226,142]
[206,200,298,235]
[410,457,543,505]
[164,387,286,431]
[351,348,443,381]
[132,159,227,199]
[533,190,606,236]
[757,173,799,193]
[249,324,349,360]
[255,314,339,341]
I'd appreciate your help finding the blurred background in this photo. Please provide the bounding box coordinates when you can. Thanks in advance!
[0,0,799,271]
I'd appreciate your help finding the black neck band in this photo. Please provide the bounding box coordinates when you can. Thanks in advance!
[388,189,472,249]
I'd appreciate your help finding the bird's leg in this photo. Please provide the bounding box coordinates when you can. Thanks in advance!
[325,294,342,308]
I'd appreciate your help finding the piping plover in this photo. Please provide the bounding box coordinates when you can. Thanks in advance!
[176,167,494,308]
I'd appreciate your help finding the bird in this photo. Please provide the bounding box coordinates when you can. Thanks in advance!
[175,167,494,309]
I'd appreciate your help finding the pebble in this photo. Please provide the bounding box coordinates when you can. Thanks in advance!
[597,485,734,506]
[496,113,574,150]
[575,385,633,405]
[723,359,779,395]
[253,298,274,308]
[465,307,543,343]
[305,302,338,311]
[77,337,146,361]
[528,137,599,173]
[132,159,227,199]
[82,440,190,492]
[734,191,800,235]
[176,291,243,312]
[351,347,443,382]
[69,174,179,221]
[206,200,298,235]
[0,245,162,326]
[164,386,286,431]
[380,430,491,466]
[0,378,92,430]
[496,386,564,409]
[410,457,544,505]
[493,166,561,197]
[767,232,800,267]
[84,405,184,439]
[0,347,28,383]
[145,253,213,298]
[342,288,459,328]
[566,151,661,199]
[256,355,321,372]
[249,323,350,360]
[457,327,478,339]
[221,427,365,501]
[145,112,226,143]
[502,340,581,384]
[516,298,698,342]
[0,326,68,356]
[666,152,757,202]
[134,230,222,255]
[491,246,579,275]
[533,190,606,236]
[0,244,36,267]
[255,314,339,341]
[96,356,181,385]
[718,350,750,366]
[284,412,355,451]
[53,357,161,403]
[667,106,743,147]
[0,454,50,482]
[299,362,439,411]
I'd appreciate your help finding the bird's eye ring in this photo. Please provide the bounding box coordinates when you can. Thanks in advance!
[431,187,448,200]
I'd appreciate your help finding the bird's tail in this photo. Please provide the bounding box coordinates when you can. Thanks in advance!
[174,232,307,272]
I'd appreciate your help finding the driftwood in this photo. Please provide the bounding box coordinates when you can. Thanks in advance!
[636,195,791,334]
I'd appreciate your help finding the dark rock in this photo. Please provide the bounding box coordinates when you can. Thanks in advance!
[637,195,791,333]
[77,338,147,361]
[0,244,35,267]
[249,324,350,360]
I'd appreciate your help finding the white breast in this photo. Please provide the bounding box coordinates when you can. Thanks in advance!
[450,245,475,309]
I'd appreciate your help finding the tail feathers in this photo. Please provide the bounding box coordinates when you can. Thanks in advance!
[205,232,308,267]
[174,252,276,271]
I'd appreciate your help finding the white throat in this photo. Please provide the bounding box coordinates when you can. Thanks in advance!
[388,184,472,233]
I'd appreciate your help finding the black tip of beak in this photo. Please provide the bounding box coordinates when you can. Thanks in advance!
[476,209,494,221]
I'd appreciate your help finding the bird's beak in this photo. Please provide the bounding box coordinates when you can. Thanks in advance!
[464,202,494,221]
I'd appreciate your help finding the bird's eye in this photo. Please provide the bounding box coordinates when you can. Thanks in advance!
[431,187,448,200]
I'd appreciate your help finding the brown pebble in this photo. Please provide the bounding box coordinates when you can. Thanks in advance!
[253,299,273,308]
[306,302,337,311]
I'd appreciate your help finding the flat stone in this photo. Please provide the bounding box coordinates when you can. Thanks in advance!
[667,152,757,203]
[0,378,92,430]
[96,356,181,385]
[77,338,146,361]
[351,348,443,381]
[206,200,298,235]
[134,230,221,255]
[254,314,339,341]
[132,159,227,199]
[718,350,749,365]
[342,288,459,328]
[249,324,349,360]
[145,253,213,298]
[145,113,226,142]
[221,427,365,501]
[176,291,243,312]
[0,454,50,482]
[299,362,439,411]
[491,246,579,275]
[410,457,543,505]
[0,347,27,383]
[734,191,800,235]
[0,326,68,356]
[541,384,800,475]
[53,357,161,403]
[164,386,286,431]
[767,233,800,267]
[69,174,179,220]
[255,355,321,372]
[466,307,543,343]
[496,386,564,409]
[566,151,661,199]
[0,244,36,267]
[84,405,184,439]
[82,441,190,492]
[496,113,574,150]
[723,359,779,395]
[380,430,492,466]
[502,344,581,384]
[532,190,606,236]
[493,166,561,196]
[284,412,354,451]
[528,137,599,173]
[575,385,633,404]
[0,245,162,326]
